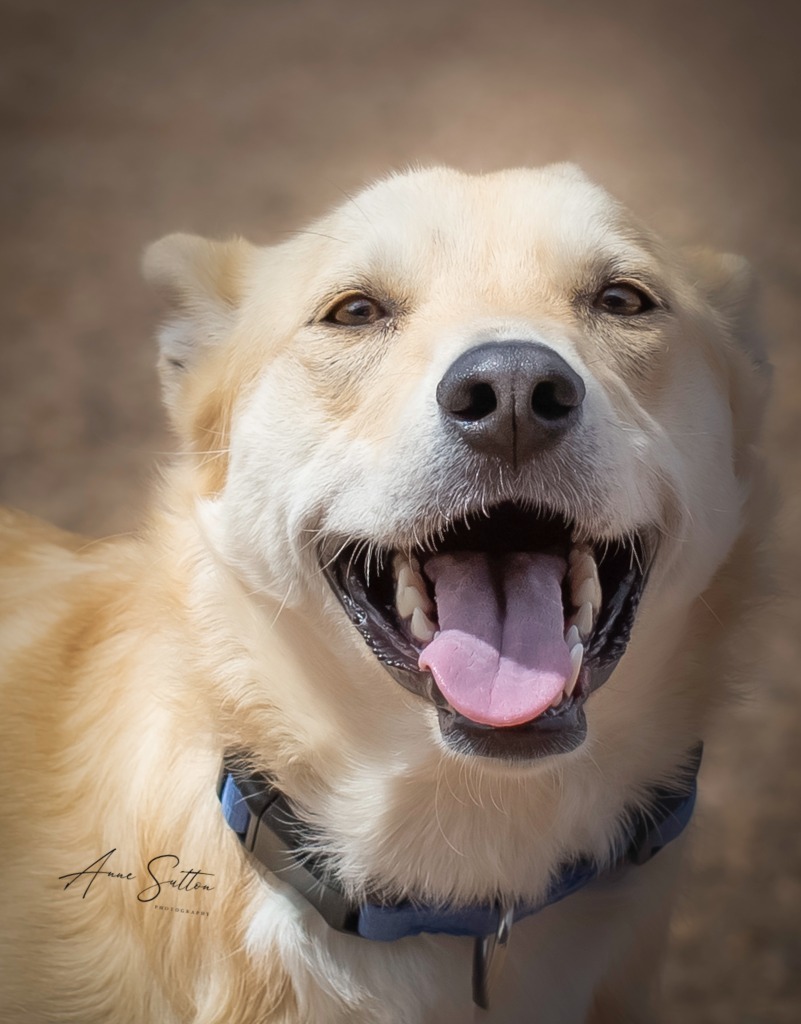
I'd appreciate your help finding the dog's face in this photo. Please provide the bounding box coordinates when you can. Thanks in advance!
[146,165,765,765]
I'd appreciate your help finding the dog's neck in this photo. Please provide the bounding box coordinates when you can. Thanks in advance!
[216,745,700,1010]
[218,745,701,928]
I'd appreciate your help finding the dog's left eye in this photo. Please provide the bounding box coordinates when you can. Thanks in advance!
[324,294,387,327]
[593,282,656,316]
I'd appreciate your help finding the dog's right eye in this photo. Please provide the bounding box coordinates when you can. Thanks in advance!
[323,294,387,327]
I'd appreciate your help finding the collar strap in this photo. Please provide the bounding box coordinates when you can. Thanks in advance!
[218,744,701,943]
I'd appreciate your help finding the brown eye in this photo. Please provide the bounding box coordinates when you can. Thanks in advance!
[593,283,655,317]
[324,294,387,326]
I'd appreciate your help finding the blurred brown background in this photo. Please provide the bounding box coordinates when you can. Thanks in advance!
[1,0,799,1019]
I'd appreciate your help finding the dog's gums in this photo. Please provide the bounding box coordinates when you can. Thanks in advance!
[324,503,650,761]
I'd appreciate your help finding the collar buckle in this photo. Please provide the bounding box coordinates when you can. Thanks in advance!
[472,900,515,1011]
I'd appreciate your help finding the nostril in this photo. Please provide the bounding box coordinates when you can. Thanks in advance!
[462,382,497,421]
[451,382,497,422]
[531,380,575,421]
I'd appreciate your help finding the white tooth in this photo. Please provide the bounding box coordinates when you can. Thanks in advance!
[392,553,406,577]
[399,565,431,600]
[565,643,583,697]
[396,586,423,618]
[584,553,600,582]
[570,552,599,609]
[574,576,601,614]
[571,552,597,583]
[575,602,594,640]
[396,565,433,617]
[569,542,591,566]
[397,564,415,590]
[410,607,436,642]
[564,624,581,649]
[571,554,589,579]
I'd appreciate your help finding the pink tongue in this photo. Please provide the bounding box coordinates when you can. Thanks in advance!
[418,552,570,727]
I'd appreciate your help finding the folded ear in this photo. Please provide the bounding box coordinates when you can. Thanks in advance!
[684,248,768,371]
[143,233,255,410]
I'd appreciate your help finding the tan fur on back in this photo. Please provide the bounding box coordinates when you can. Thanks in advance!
[0,167,768,1024]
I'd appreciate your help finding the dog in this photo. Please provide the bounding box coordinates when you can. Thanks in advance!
[0,165,769,1023]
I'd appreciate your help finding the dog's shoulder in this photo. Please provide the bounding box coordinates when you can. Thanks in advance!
[0,507,116,615]
[0,509,140,710]
[0,505,87,555]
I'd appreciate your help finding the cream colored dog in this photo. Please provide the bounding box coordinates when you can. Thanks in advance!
[0,166,768,1023]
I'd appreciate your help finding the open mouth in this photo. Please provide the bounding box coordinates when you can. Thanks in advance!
[324,504,651,761]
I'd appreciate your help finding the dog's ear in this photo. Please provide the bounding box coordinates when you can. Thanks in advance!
[684,248,768,371]
[544,162,590,183]
[143,233,255,411]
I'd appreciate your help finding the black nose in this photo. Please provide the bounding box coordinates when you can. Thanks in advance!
[436,342,585,464]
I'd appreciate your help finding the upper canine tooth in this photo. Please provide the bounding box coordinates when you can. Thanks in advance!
[571,551,598,582]
[396,586,421,618]
[585,553,600,584]
[397,564,416,590]
[396,565,433,617]
[569,542,592,567]
[397,585,430,614]
[564,624,581,649]
[573,576,601,614]
[575,602,594,640]
[410,607,436,642]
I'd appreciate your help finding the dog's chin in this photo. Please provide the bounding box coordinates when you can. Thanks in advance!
[404,662,591,764]
[323,502,653,763]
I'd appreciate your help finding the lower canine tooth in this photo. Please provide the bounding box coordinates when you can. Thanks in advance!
[565,644,583,697]
[564,624,581,649]
[410,607,436,642]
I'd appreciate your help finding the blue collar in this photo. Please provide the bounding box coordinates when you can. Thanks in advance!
[219,746,701,939]
[219,745,701,1007]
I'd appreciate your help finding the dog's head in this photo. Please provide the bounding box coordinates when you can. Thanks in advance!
[145,165,767,765]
